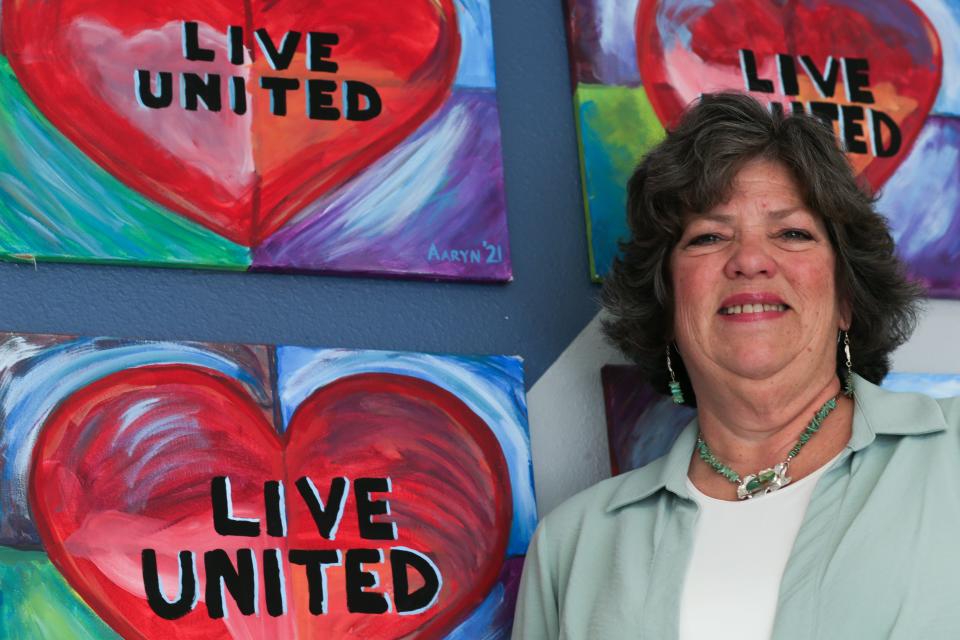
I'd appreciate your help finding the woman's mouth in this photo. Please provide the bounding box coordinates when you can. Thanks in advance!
[719,303,789,316]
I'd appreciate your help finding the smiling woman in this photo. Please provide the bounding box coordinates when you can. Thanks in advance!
[602,93,920,403]
[508,93,960,640]
[671,159,846,402]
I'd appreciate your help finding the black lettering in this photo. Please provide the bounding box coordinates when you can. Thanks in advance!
[355,477,396,540]
[182,21,215,62]
[345,549,389,614]
[391,548,441,615]
[211,476,260,537]
[182,73,222,112]
[841,104,868,154]
[306,79,340,120]
[263,549,287,617]
[254,29,302,71]
[289,549,342,615]
[264,480,286,537]
[345,81,382,121]
[295,476,348,538]
[799,55,839,98]
[739,49,774,93]
[260,77,300,116]
[870,109,902,157]
[230,76,247,115]
[228,25,245,65]
[307,32,340,72]
[203,549,257,619]
[776,54,799,96]
[136,70,173,109]
[142,549,197,620]
[842,57,875,104]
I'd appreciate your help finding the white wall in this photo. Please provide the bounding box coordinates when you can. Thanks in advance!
[526,300,960,518]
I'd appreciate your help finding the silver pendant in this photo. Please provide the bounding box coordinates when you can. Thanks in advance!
[737,462,791,500]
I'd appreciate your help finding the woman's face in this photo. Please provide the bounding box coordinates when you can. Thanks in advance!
[669,159,848,389]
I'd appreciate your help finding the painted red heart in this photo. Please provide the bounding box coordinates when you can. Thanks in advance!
[3,1,460,246]
[29,366,510,639]
[636,0,942,189]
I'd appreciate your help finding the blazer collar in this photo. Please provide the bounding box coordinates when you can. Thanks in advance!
[606,374,947,512]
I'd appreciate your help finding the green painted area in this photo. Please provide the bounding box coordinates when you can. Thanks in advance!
[0,547,119,639]
[0,56,250,270]
[574,84,665,281]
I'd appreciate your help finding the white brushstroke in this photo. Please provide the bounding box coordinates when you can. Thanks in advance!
[292,103,472,260]
[878,121,959,255]
[453,0,496,88]
[1,340,256,519]
[116,397,163,443]
[598,0,642,55]
[913,0,960,115]
[0,335,46,383]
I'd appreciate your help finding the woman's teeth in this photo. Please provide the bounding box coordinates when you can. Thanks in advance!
[720,303,787,315]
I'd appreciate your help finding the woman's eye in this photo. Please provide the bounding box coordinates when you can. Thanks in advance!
[780,229,814,241]
[687,233,722,246]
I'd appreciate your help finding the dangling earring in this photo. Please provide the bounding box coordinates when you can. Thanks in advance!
[666,344,685,404]
[842,330,854,397]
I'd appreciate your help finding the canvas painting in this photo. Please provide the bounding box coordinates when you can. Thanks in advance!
[0,333,535,638]
[0,1,511,281]
[566,0,960,294]
[601,365,694,475]
[602,364,960,475]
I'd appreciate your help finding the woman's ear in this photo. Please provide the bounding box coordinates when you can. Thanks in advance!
[839,301,852,331]
[837,289,852,331]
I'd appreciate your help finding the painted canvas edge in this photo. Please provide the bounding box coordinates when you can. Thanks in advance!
[600,364,625,474]
[562,1,605,283]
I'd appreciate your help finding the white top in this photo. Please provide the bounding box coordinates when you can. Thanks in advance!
[678,455,840,640]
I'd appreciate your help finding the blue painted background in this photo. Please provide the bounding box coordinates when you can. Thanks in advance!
[0,1,600,389]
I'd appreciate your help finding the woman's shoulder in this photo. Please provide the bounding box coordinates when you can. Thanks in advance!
[934,394,960,419]
[538,455,673,547]
[882,386,960,432]
[543,472,633,526]
[854,376,960,437]
[933,395,960,437]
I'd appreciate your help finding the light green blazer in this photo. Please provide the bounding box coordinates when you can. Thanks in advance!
[512,375,960,639]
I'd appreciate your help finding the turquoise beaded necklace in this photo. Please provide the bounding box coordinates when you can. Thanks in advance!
[695,395,839,500]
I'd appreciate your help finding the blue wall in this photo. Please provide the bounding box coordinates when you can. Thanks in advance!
[0,1,601,389]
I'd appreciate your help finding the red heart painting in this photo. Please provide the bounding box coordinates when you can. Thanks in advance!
[29,366,510,639]
[3,1,460,246]
[636,0,942,189]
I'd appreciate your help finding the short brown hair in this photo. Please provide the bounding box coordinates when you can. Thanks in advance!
[601,92,922,406]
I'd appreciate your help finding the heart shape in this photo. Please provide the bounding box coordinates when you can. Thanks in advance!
[3,1,460,246]
[29,365,510,639]
[636,0,942,189]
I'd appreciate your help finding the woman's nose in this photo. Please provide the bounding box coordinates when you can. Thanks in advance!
[723,235,778,279]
